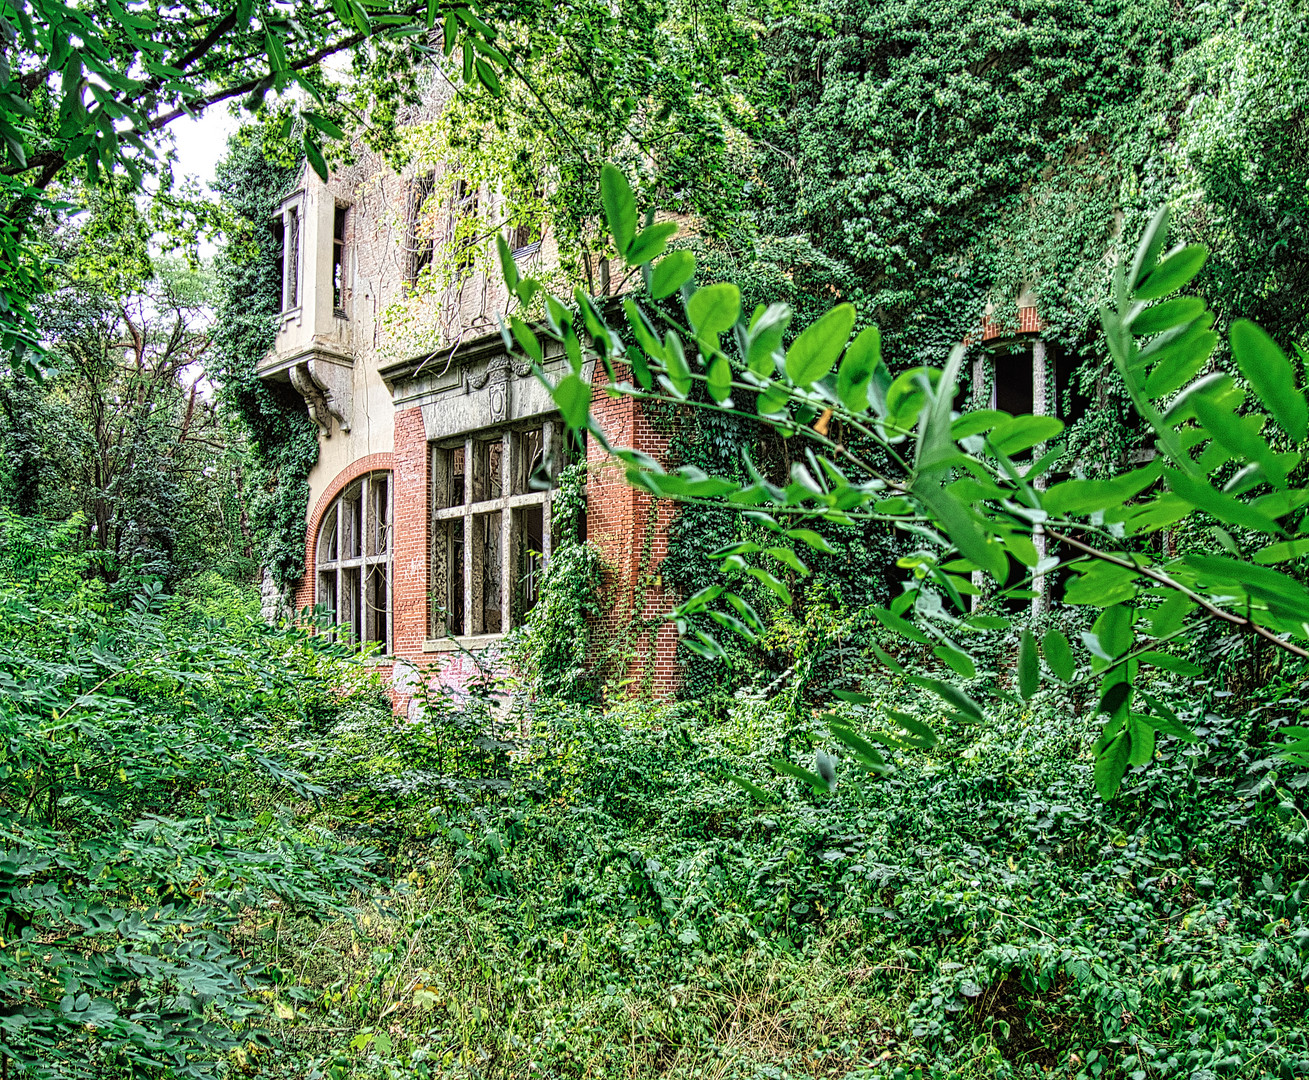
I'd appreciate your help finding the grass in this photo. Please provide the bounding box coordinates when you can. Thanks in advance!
[241,686,1309,1080]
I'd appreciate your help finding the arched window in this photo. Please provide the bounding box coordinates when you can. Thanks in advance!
[316,471,391,651]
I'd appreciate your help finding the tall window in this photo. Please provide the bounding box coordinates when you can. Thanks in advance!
[430,422,561,639]
[280,205,300,310]
[317,472,391,651]
[450,177,479,274]
[407,172,435,285]
[332,205,348,316]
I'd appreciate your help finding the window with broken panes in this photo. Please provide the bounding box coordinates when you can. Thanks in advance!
[273,202,301,312]
[316,471,391,651]
[407,171,435,284]
[429,421,563,639]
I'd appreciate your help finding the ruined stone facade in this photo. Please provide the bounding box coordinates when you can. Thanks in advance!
[256,91,678,704]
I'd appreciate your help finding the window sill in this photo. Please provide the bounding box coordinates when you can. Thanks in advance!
[423,634,505,653]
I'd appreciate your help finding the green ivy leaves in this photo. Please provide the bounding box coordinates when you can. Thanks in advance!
[499,165,1309,807]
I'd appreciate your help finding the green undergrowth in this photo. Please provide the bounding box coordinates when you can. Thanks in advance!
[253,676,1309,1080]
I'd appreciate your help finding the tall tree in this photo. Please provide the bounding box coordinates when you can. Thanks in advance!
[0,182,251,586]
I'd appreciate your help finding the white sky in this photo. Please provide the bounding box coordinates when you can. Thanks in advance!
[157,107,240,261]
[168,106,240,191]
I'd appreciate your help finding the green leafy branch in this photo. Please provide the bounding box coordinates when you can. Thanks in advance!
[497,163,1309,801]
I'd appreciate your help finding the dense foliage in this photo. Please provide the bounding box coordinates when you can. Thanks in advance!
[4,2,1308,1078]
[515,165,1309,803]
[182,657,1309,1080]
[504,464,605,701]
[0,516,383,1077]
[0,181,252,589]
[210,127,320,592]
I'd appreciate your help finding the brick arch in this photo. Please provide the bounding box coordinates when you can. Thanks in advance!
[292,453,394,611]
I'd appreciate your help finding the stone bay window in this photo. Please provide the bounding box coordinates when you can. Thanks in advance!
[429,421,560,640]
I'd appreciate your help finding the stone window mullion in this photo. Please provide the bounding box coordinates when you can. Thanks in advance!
[500,434,512,632]
[463,437,474,636]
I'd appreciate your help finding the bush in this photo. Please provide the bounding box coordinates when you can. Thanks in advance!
[0,513,384,1078]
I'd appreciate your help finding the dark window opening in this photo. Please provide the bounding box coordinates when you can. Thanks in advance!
[514,428,545,494]
[272,217,285,311]
[409,172,435,284]
[993,347,1034,417]
[284,207,300,310]
[513,505,544,621]
[332,205,347,316]
[508,220,534,251]
[472,437,504,502]
[473,511,503,635]
[431,519,464,637]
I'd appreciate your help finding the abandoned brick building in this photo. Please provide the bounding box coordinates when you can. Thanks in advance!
[256,87,1066,702]
[255,87,680,702]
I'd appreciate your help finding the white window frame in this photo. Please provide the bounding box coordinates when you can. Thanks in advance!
[428,420,564,644]
[274,193,304,319]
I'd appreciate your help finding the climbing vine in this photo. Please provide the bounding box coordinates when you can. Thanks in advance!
[211,122,320,594]
[506,465,604,700]
[729,0,1309,471]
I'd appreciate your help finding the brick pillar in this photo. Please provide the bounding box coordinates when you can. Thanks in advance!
[586,363,679,697]
[391,406,430,664]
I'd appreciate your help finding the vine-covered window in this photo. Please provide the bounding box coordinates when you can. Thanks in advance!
[429,421,567,639]
[407,171,435,284]
[450,177,479,274]
[316,472,391,651]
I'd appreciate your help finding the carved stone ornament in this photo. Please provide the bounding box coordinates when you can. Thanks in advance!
[289,354,352,435]
[462,351,536,424]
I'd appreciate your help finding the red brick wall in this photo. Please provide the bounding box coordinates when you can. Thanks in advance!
[587,362,679,697]
[290,378,681,703]
[390,406,430,664]
[978,305,1042,343]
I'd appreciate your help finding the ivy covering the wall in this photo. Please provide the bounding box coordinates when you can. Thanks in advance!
[728,0,1309,467]
[211,125,320,593]
[505,465,604,700]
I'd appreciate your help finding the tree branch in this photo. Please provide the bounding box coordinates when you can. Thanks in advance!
[1045,527,1309,660]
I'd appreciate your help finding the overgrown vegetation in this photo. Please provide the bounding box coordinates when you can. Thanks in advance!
[3,0,1309,1075]
[137,642,1308,1080]
[210,126,320,592]
[0,515,383,1077]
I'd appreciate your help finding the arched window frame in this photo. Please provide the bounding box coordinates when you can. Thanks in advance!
[316,471,392,652]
